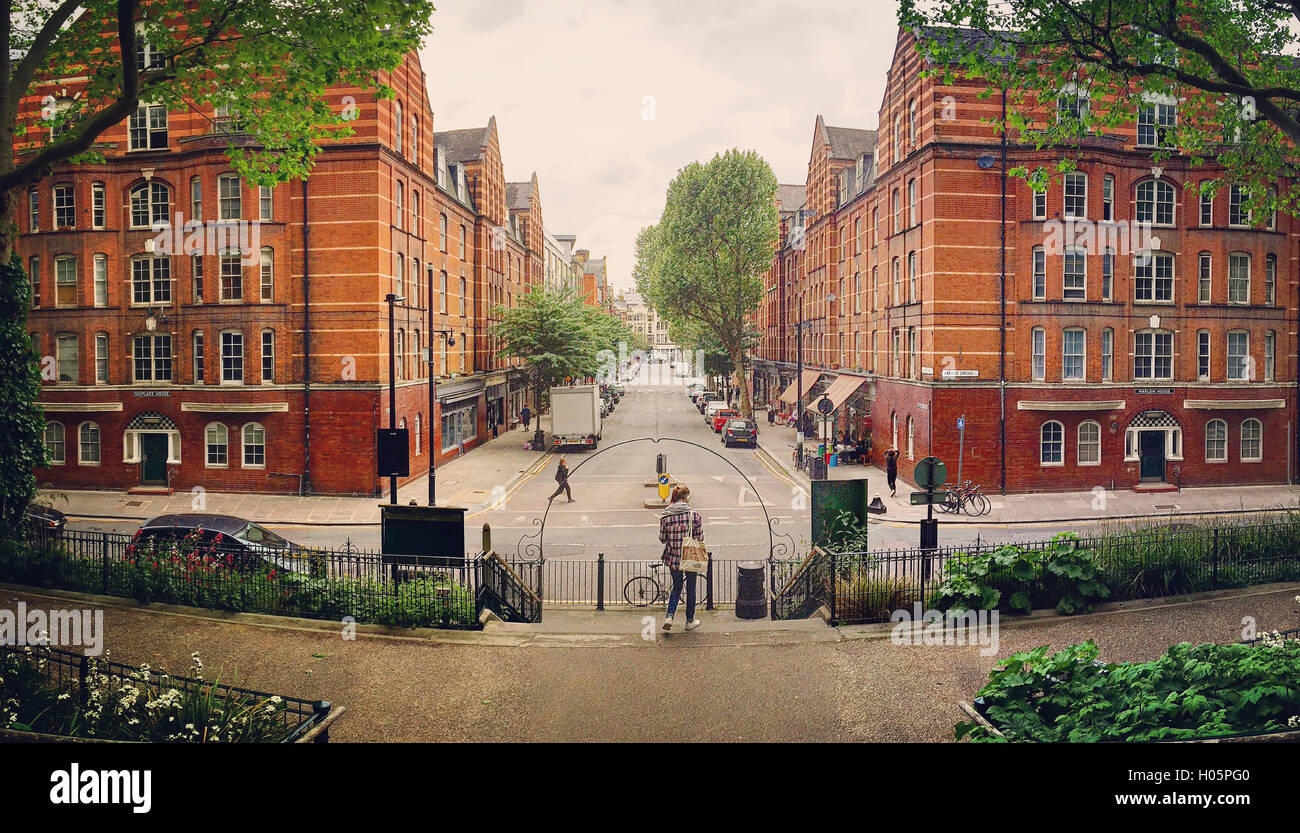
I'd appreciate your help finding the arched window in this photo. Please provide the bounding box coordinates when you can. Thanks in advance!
[394,101,403,155]
[1135,179,1175,225]
[1077,421,1101,465]
[44,423,65,465]
[129,181,170,228]
[205,423,229,467]
[1240,418,1262,462]
[906,416,914,460]
[1205,419,1227,462]
[79,422,101,465]
[1040,421,1064,465]
[242,423,265,467]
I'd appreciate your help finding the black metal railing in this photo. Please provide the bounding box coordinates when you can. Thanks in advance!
[541,553,737,609]
[0,644,332,742]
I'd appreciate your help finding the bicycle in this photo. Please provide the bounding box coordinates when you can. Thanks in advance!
[623,562,702,607]
[942,480,990,516]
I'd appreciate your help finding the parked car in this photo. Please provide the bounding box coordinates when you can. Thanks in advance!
[697,391,721,413]
[711,409,741,432]
[686,383,704,398]
[722,418,759,448]
[610,383,626,397]
[704,399,732,420]
[134,514,306,573]
[24,503,66,539]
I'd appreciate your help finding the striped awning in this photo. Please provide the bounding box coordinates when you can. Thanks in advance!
[805,373,866,413]
[778,369,822,404]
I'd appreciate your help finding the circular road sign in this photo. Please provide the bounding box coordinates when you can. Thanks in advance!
[658,473,670,501]
[817,395,834,415]
[913,456,947,490]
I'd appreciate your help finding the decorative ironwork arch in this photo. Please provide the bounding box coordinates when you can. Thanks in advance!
[516,437,796,562]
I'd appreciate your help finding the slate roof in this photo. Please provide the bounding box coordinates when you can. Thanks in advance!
[825,126,878,160]
[435,127,488,162]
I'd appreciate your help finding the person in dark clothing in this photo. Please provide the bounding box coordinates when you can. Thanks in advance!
[885,449,900,497]
[520,405,532,432]
[767,408,775,426]
[548,458,573,503]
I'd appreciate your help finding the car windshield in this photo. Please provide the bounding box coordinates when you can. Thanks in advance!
[728,420,750,429]
[234,523,289,549]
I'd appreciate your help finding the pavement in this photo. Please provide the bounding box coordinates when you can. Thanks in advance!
[5,580,1296,741]
[752,408,1300,525]
[39,414,557,527]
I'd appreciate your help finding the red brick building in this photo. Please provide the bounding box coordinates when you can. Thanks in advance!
[18,46,579,496]
[755,27,1295,493]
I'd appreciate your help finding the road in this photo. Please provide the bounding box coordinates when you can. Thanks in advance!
[66,368,1121,554]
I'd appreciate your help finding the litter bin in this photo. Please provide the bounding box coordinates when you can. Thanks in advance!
[810,456,828,480]
[736,561,767,619]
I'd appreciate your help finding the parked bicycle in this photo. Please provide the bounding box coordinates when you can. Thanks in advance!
[941,480,991,516]
[623,561,706,607]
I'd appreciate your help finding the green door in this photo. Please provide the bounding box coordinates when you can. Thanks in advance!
[141,434,168,485]
[1139,431,1165,480]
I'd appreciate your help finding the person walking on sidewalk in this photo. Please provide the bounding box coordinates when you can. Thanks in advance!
[548,458,573,503]
[658,485,703,631]
[520,405,532,432]
[885,449,899,497]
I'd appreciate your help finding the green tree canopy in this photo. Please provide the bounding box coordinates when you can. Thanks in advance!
[635,148,778,418]
[900,0,1300,214]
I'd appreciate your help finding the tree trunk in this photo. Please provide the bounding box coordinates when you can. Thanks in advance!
[731,348,752,419]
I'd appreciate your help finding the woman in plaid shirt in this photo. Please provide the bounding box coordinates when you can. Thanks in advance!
[659,485,704,631]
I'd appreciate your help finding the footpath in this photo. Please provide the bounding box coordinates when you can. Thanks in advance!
[41,416,555,526]
[752,406,1300,526]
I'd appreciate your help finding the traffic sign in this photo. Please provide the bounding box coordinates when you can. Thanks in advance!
[658,473,670,501]
[817,395,834,415]
[956,417,965,431]
[910,490,948,506]
[913,456,947,489]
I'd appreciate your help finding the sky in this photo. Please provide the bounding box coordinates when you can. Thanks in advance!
[422,0,902,292]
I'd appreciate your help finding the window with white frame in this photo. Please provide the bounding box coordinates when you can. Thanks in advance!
[908,251,918,301]
[1265,330,1275,382]
[28,188,39,232]
[1078,421,1101,465]
[130,181,170,229]
[1063,172,1086,218]
[128,103,168,150]
[394,181,403,230]
[1136,179,1174,225]
[242,423,265,467]
[205,423,229,466]
[132,334,172,382]
[1101,328,1113,381]
[1197,330,1210,380]
[261,330,275,383]
[1241,418,1262,462]
[891,258,901,305]
[439,214,447,251]
[1228,184,1251,226]
[192,255,204,303]
[1031,327,1046,380]
[78,422,101,465]
[892,329,901,376]
[892,189,901,234]
[131,255,171,305]
[259,247,273,302]
[55,256,77,307]
[1040,421,1064,465]
[908,179,918,226]
[1226,330,1250,380]
[394,101,402,155]
[56,333,77,382]
[1032,247,1046,299]
[220,331,243,383]
[1101,249,1113,301]
[1198,253,1212,303]
[1205,419,1227,462]
[95,332,109,384]
[906,416,915,459]
[1137,98,1175,147]
[1102,174,1114,221]
[1265,255,1276,306]
[220,250,242,301]
[45,423,65,464]
[218,174,242,220]
[91,253,107,307]
[1063,247,1086,300]
[1032,188,1046,220]
[1228,252,1250,304]
[1199,182,1213,226]
[192,331,204,384]
[1134,252,1173,302]
[259,185,272,222]
[1134,330,1173,379]
[1062,328,1085,380]
[190,176,202,220]
[53,183,75,228]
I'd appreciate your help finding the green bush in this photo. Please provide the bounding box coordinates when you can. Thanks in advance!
[958,638,1300,743]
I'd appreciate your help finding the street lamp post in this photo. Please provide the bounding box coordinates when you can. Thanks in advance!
[385,293,404,505]
[426,329,456,506]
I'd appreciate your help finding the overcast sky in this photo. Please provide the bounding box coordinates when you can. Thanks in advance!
[421,0,902,292]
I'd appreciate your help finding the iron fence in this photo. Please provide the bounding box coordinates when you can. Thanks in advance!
[0,644,333,742]
[542,553,741,609]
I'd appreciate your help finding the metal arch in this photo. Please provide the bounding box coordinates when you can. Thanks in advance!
[515,437,796,562]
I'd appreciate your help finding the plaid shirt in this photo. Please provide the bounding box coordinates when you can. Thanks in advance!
[659,506,703,569]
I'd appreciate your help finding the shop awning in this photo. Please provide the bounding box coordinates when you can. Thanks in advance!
[778,369,822,404]
[805,373,866,413]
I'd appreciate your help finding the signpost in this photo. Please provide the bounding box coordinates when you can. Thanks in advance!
[911,456,947,552]
[657,473,670,502]
[956,415,966,492]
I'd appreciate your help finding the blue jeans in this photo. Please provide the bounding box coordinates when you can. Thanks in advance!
[666,567,697,620]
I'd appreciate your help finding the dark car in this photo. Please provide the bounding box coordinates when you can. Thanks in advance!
[722,418,759,448]
[24,503,67,539]
[135,514,306,573]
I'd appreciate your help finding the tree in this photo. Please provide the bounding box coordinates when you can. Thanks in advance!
[635,149,778,418]
[487,286,613,413]
[0,0,433,520]
[899,0,1299,214]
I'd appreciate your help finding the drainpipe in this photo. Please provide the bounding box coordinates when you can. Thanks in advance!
[998,86,1008,497]
[1294,289,1299,485]
[301,177,313,495]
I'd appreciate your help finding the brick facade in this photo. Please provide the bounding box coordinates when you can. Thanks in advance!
[754,27,1296,493]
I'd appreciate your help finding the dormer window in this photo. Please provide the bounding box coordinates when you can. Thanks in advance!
[1138,94,1177,148]
[1057,82,1090,123]
[135,24,161,72]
